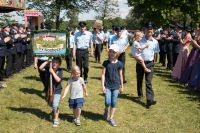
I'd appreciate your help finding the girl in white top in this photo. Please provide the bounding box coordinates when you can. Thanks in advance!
[131,31,151,73]
[62,65,88,126]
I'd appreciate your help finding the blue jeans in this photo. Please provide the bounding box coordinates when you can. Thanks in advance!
[52,94,61,111]
[105,89,119,108]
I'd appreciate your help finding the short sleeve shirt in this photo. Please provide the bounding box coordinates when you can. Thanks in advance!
[47,68,63,94]
[102,60,123,90]
[131,41,142,57]
[110,35,129,53]
[74,31,92,49]
[68,77,85,99]
[92,31,104,44]
[139,37,160,61]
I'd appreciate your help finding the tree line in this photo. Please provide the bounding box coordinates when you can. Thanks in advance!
[1,0,199,30]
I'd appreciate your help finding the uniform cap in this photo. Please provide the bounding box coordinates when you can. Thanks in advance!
[79,21,86,27]
[114,26,122,32]
[176,23,183,29]
[169,23,175,29]
[144,21,155,29]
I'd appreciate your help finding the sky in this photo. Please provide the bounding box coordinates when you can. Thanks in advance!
[4,0,131,23]
[79,0,132,20]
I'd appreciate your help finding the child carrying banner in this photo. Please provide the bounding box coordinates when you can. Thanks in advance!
[39,57,63,127]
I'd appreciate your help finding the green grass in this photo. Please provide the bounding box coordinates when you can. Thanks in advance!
[0,47,200,133]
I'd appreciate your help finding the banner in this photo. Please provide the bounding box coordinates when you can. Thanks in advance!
[33,32,67,56]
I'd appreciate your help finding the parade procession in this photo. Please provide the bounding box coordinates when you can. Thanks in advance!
[0,0,200,132]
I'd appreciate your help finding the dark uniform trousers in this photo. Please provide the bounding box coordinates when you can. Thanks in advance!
[76,49,89,80]
[65,48,73,71]
[95,43,102,62]
[0,47,6,80]
[166,42,173,70]
[37,60,48,93]
[158,39,167,66]
[160,50,166,66]
[15,43,23,72]
[118,52,126,81]
[0,56,5,80]
[6,46,17,76]
[136,61,154,101]
[25,43,33,66]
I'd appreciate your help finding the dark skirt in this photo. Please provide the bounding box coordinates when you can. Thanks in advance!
[180,48,199,83]
[188,51,200,89]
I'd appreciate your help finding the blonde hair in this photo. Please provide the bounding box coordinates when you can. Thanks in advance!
[133,31,143,41]
[71,65,80,74]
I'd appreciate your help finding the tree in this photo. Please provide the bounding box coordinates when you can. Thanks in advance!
[93,0,119,24]
[67,9,79,29]
[0,13,16,23]
[127,0,200,28]
[27,0,93,30]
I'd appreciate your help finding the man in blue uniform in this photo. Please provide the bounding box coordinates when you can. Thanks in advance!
[73,22,93,83]
[136,22,160,108]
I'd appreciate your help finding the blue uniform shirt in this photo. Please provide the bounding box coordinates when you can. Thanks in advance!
[74,31,92,49]
[110,35,129,53]
[92,31,104,44]
[139,36,160,61]
[108,32,116,47]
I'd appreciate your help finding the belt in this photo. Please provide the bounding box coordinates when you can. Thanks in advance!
[144,60,153,64]
[77,48,88,51]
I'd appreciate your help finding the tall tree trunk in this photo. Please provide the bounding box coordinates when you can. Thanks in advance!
[55,0,61,30]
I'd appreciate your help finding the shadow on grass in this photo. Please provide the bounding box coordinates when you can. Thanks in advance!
[19,88,45,99]
[63,77,69,81]
[119,94,146,108]
[23,75,41,81]
[154,64,200,108]
[154,67,171,79]
[59,113,74,122]
[170,84,200,103]
[91,66,102,69]
[90,77,101,81]
[81,110,103,121]
[98,93,146,108]
[89,60,97,63]
[9,107,51,122]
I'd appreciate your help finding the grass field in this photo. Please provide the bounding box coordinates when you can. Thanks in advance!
[0,47,200,133]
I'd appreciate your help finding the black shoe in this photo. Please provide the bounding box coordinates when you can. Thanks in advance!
[146,100,157,109]
[67,68,71,72]
[84,79,88,84]
[123,80,127,84]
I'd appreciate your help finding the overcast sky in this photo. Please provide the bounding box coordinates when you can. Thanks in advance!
[4,0,131,23]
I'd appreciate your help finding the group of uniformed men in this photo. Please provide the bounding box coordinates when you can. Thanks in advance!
[155,23,194,70]
[65,22,129,84]
[0,23,33,88]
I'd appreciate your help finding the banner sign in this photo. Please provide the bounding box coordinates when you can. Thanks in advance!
[33,32,67,56]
